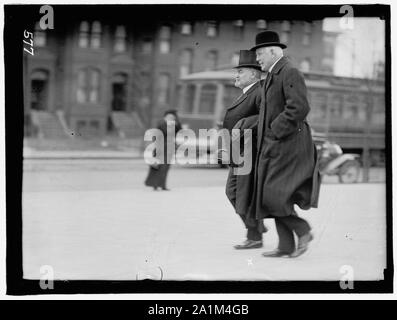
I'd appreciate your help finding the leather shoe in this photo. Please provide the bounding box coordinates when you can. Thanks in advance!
[290,232,314,258]
[234,240,263,249]
[262,249,291,257]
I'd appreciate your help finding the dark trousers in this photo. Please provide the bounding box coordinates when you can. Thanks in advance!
[239,215,264,241]
[274,215,311,254]
[226,168,267,241]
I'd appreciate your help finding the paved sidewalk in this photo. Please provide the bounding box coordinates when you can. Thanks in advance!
[23,147,143,159]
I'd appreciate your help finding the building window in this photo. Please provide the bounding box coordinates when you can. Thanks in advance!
[231,52,239,67]
[114,26,127,53]
[90,21,102,49]
[158,73,170,104]
[206,21,218,38]
[34,22,46,47]
[199,84,217,114]
[256,19,267,30]
[181,22,193,35]
[205,50,218,71]
[300,58,311,72]
[76,68,101,103]
[78,21,102,49]
[280,20,291,44]
[77,70,87,103]
[78,21,90,48]
[89,69,100,102]
[142,38,153,54]
[180,49,193,77]
[159,25,172,54]
[233,20,244,40]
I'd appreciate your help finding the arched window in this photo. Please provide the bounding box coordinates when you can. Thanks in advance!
[180,49,193,77]
[30,69,49,110]
[199,84,217,114]
[205,50,218,71]
[114,26,127,53]
[34,22,46,47]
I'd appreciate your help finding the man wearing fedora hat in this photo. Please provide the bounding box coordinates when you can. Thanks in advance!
[223,50,268,250]
[249,31,320,258]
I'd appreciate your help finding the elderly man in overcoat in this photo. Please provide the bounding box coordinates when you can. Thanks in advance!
[249,31,320,258]
[223,50,269,249]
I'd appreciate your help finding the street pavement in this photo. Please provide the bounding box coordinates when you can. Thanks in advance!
[22,159,387,282]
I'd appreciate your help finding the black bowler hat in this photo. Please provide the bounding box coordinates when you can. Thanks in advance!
[233,50,261,70]
[164,109,178,117]
[250,30,287,51]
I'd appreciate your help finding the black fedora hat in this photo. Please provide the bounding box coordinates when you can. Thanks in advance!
[250,30,287,51]
[233,50,261,70]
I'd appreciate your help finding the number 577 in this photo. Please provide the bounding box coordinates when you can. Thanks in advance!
[23,30,34,56]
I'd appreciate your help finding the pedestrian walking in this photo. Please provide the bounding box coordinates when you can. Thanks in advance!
[144,110,182,191]
[223,50,268,249]
[250,31,321,258]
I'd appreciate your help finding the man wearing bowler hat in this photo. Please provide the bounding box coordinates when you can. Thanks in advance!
[249,31,320,258]
[223,50,268,249]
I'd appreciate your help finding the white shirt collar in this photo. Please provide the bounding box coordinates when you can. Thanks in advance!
[269,55,284,73]
[242,81,258,94]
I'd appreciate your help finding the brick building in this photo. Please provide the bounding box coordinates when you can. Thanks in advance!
[24,11,337,138]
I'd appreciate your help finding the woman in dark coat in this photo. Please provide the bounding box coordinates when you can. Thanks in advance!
[144,110,182,191]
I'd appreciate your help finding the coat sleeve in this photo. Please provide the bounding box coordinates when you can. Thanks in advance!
[270,67,310,139]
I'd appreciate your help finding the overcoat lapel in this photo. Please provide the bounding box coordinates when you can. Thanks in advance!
[227,81,260,110]
[227,94,248,110]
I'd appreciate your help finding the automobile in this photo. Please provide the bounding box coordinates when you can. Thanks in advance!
[313,132,361,183]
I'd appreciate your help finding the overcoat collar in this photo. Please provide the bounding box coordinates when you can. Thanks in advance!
[270,56,288,75]
[227,81,260,110]
[264,56,289,91]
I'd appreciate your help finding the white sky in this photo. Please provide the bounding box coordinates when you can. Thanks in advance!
[323,17,385,78]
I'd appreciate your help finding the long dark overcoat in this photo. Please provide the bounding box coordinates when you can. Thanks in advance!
[223,81,261,218]
[144,119,182,188]
[250,57,320,219]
